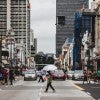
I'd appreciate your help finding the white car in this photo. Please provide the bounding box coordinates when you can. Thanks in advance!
[67,70,74,79]
[72,70,84,80]
[24,70,37,81]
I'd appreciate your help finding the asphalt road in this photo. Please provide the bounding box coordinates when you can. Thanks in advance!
[71,80,100,100]
[0,77,95,100]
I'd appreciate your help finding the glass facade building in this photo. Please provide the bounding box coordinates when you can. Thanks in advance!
[56,0,89,57]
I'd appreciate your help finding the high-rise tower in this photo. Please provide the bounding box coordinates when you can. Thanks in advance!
[56,0,89,57]
[0,0,30,56]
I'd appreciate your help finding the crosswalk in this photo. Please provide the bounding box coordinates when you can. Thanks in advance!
[13,80,24,86]
[39,80,95,100]
[0,79,95,100]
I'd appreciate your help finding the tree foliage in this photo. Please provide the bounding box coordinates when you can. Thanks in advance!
[46,56,54,64]
[34,54,54,64]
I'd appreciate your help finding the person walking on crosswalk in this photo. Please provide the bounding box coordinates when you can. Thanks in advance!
[45,71,55,92]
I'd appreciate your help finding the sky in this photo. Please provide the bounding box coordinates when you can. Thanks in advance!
[30,0,93,54]
[30,0,56,54]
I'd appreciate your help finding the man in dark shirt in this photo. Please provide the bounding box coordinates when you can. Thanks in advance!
[45,71,55,92]
[9,69,14,85]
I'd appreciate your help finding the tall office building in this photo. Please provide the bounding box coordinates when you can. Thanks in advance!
[56,0,89,57]
[0,0,30,56]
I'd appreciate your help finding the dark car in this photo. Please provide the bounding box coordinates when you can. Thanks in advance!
[51,70,66,80]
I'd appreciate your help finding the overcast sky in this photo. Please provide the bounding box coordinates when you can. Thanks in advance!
[30,0,93,54]
[30,0,56,54]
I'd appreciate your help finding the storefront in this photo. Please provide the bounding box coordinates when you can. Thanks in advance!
[94,55,100,71]
[1,49,9,67]
[2,49,9,57]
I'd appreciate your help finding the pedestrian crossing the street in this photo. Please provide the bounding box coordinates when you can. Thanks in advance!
[0,79,96,100]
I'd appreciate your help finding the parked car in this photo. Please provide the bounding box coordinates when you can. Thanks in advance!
[51,70,66,80]
[72,70,84,80]
[24,70,37,81]
[67,70,74,79]
[22,68,28,76]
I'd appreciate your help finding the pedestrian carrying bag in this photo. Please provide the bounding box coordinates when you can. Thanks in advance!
[43,75,46,81]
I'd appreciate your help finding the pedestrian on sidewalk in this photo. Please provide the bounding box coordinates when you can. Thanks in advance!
[83,69,88,84]
[88,70,92,84]
[2,68,9,85]
[0,69,3,84]
[45,71,55,92]
[9,68,14,85]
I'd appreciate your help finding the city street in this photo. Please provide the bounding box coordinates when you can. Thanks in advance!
[0,1,100,100]
[0,77,95,100]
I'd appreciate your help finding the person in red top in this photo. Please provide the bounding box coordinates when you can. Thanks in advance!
[2,68,9,85]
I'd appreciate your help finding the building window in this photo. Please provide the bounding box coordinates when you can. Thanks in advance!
[57,16,65,25]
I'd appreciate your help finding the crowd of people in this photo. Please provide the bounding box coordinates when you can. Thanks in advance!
[83,69,100,84]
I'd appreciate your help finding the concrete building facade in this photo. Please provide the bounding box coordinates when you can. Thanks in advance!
[94,1,100,70]
[0,0,30,57]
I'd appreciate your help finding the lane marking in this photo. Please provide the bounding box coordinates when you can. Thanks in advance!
[37,84,44,100]
[86,92,91,95]
[70,81,85,91]
[14,80,24,86]
[5,86,8,87]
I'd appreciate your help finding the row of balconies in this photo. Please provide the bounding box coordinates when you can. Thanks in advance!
[11,20,26,22]
[11,2,26,5]
[11,10,26,13]
[11,12,26,15]
[11,26,26,29]
[11,15,26,17]
[11,5,26,7]
[0,1,6,4]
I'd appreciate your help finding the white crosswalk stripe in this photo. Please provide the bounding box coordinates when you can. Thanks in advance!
[13,80,24,86]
